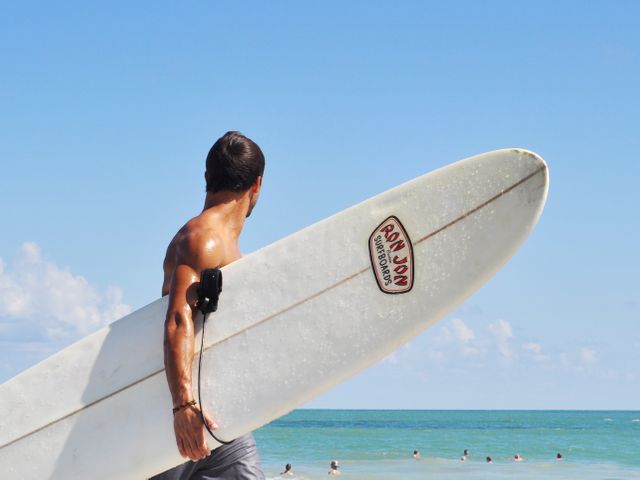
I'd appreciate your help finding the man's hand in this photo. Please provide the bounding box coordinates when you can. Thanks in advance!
[173,405,218,461]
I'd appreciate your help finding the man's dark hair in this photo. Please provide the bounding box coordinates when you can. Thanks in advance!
[205,131,265,193]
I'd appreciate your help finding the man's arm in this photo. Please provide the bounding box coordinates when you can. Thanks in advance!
[164,233,222,461]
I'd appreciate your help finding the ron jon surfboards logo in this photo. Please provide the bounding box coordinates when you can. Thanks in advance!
[368,216,414,294]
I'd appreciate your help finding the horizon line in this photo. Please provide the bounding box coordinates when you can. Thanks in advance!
[296,407,640,412]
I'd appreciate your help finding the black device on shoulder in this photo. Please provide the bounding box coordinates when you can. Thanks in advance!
[197,268,223,315]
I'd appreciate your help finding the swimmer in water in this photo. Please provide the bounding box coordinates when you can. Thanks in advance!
[556,453,563,460]
[280,463,293,475]
[328,460,340,476]
[412,450,420,460]
[486,456,492,463]
[513,453,523,462]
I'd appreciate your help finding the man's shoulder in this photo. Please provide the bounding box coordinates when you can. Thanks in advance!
[173,221,224,269]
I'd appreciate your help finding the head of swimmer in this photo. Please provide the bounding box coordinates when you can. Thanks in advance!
[205,131,265,218]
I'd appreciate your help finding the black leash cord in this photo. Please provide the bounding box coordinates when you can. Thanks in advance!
[197,313,233,445]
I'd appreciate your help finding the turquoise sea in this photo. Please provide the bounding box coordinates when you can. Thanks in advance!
[254,410,640,479]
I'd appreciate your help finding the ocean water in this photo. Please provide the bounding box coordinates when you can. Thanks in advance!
[253,410,640,479]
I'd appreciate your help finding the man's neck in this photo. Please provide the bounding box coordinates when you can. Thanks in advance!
[202,191,250,240]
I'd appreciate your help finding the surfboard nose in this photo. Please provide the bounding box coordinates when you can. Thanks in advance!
[507,148,549,212]
[508,148,548,177]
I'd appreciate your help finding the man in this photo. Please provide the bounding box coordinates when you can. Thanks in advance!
[151,131,266,480]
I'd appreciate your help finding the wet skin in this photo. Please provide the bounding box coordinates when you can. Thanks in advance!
[162,177,261,462]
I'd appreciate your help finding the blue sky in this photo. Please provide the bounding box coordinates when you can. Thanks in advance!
[0,1,638,409]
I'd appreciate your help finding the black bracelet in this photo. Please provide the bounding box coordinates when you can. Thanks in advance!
[172,400,197,415]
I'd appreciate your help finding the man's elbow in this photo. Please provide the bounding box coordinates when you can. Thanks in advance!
[164,309,194,341]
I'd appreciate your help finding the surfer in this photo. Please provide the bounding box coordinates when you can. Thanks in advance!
[280,463,293,476]
[152,131,266,479]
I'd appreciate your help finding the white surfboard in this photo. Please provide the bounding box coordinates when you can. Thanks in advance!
[0,149,548,479]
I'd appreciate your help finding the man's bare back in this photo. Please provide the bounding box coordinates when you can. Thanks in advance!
[155,131,265,480]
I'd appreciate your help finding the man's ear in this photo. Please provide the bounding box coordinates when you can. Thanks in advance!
[253,175,263,192]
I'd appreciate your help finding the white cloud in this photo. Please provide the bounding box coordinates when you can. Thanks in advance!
[0,242,131,341]
[580,347,598,365]
[436,318,481,357]
[390,316,628,383]
[522,342,549,362]
[0,258,31,316]
[488,319,513,361]
[451,318,475,344]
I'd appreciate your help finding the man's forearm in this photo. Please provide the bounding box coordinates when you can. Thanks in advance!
[164,309,196,406]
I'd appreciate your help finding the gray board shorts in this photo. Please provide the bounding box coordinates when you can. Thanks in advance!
[149,433,265,480]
